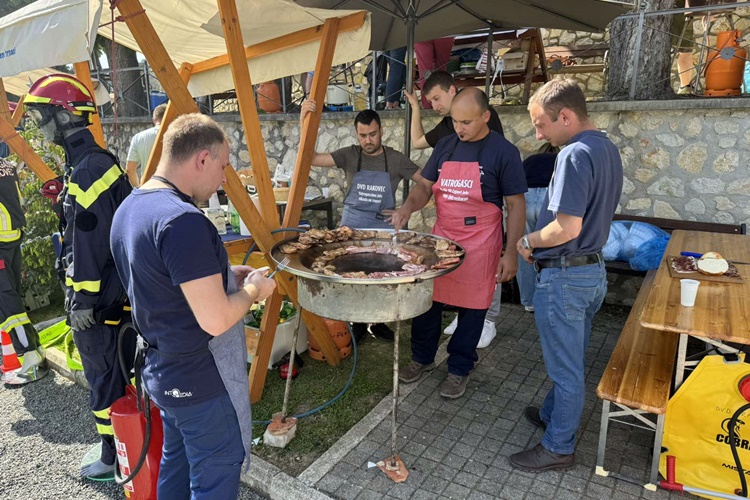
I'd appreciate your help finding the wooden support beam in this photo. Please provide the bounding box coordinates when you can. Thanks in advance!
[117,0,340,404]
[140,63,194,184]
[0,79,11,122]
[74,62,107,149]
[283,18,339,230]
[191,11,366,75]
[11,95,24,128]
[0,115,56,182]
[223,170,341,402]
[217,0,277,225]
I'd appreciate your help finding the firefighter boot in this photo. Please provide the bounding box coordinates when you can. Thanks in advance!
[4,349,49,386]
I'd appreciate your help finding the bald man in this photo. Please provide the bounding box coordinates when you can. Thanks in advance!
[388,88,526,399]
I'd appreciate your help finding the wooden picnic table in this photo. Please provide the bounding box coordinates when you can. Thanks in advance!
[639,229,750,388]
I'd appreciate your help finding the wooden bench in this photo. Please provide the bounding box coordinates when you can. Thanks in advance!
[605,214,748,277]
[595,270,679,489]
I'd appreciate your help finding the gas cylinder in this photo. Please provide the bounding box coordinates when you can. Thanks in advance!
[256,81,282,113]
[111,386,164,500]
[704,30,747,97]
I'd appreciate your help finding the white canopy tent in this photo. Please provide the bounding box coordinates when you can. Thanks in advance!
[0,0,98,78]
[0,0,371,99]
[91,0,370,97]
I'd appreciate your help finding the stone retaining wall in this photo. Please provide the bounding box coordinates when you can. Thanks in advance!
[104,98,749,304]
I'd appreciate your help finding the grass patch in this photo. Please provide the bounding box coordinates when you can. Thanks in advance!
[250,314,454,476]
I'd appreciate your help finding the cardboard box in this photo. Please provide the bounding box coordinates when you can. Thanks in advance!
[502,52,528,72]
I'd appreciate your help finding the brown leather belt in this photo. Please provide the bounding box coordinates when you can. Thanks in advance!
[534,252,603,271]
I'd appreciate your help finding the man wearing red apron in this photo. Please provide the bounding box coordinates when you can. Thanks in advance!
[301,103,424,341]
[389,88,526,399]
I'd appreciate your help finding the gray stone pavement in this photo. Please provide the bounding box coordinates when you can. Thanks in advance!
[307,303,693,500]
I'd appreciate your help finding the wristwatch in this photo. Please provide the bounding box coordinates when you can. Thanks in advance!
[521,235,533,251]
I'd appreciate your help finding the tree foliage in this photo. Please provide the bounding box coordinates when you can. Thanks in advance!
[10,124,65,298]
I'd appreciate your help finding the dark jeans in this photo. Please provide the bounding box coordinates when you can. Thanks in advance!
[158,393,244,500]
[411,301,486,376]
[385,47,407,104]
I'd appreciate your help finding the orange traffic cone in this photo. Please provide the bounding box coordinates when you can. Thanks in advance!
[1,330,22,373]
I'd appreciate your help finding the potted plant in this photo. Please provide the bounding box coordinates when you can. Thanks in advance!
[244,300,307,368]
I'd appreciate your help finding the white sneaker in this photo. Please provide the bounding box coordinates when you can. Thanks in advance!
[443,315,458,335]
[524,305,534,312]
[476,320,497,348]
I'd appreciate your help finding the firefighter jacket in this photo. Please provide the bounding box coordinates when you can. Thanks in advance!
[0,157,24,244]
[60,129,132,315]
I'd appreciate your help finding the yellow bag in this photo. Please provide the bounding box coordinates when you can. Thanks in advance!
[659,354,750,499]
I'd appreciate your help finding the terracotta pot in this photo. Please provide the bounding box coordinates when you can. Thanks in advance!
[308,317,352,361]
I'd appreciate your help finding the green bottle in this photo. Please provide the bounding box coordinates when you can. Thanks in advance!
[228,200,240,234]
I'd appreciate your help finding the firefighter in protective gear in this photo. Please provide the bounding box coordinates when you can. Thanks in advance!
[24,74,133,479]
[0,151,48,386]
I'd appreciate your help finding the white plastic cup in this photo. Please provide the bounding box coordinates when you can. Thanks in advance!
[680,279,700,307]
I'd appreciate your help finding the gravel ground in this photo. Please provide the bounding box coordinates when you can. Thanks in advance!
[0,371,267,500]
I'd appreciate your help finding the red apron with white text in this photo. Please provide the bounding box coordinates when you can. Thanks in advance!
[431,159,503,309]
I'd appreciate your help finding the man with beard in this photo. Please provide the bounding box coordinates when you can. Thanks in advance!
[300,103,425,341]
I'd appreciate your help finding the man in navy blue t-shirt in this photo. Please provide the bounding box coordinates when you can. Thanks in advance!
[111,114,276,499]
[389,88,526,399]
[511,79,623,472]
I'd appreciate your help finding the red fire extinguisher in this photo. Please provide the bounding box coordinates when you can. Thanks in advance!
[111,384,164,499]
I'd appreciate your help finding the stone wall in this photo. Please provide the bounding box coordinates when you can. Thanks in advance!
[104,98,749,304]
[105,97,750,231]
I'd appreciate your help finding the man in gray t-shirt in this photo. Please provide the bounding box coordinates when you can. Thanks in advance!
[300,100,424,230]
[511,79,623,473]
[299,101,426,341]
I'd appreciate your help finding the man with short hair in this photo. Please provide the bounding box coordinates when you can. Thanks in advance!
[406,70,506,347]
[406,71,504,150]
[300,101,426,342]
[389,88,526,399]
[111,113,276,498]
[511,79,623,472]
[126,103,167,186]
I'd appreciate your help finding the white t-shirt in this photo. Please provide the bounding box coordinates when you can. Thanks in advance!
[126,126,159,179]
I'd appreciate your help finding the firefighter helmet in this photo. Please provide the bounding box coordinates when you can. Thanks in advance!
[23,74,97,116]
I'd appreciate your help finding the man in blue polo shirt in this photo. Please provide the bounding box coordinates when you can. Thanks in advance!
[512,79,623,472]
[111,113,276,498]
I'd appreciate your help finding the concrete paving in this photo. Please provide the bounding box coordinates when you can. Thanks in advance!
[16,302,700,499]
[300,303,694,500]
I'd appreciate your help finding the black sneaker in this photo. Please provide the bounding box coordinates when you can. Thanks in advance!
[370,323,394,342]
[351,323,369,344]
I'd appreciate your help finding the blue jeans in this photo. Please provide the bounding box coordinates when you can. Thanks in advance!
[534,262,606,455]
[385,47,407,104]
[411,301,486,376]
[517,187,547,307]
[158,393,244,500]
